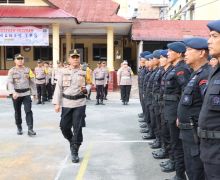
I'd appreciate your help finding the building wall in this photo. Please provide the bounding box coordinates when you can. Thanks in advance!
[0,36,136,71]
[168,0,220,20]
[25,0,49,6]
[194,0,220,20]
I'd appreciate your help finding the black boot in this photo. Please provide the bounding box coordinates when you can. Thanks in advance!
[17,125,23,135]
[28,129,36,136]
[100,99,105,105]
[70,144,80,163]
[95,99,100,105]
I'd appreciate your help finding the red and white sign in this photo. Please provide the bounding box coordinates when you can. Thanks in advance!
[0,26,49,46]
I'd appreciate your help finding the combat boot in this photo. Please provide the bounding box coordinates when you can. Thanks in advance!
[160,159,172,167]
[95,99,100,105]
[150,138,161,149]
[138,113,144,118]
[140,128,149,133]
[17,125,23,135]
[70,144,80,163]
[28,129,36,136]
[161,160,175,172]
[100,99,105,105]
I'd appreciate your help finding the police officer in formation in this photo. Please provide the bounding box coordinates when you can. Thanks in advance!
[137,51,151,118]
[35,59,47,104]
[101,61,109,100]
[93,61,108,105]
[43,61,53,101]
[117,60,133,105]
[7,54,37,136]
[177,37,210,180]
[52,49,88,163]
[198,20,220,180]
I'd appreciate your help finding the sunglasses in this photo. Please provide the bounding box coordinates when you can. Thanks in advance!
[16,57,24,60]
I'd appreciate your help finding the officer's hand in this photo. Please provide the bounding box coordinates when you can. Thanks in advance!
[12,93,18,100]
[55,104,61,113]
[176,118,179,127]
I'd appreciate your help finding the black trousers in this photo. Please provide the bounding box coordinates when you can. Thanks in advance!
[36,83,46,102]
[46,79,53,100]
[96,85,104,100]
[104,83,108,98]
[164,101,185,177]
[12,95,34,129]
[204,163,220,180]
[160,104,171,157]
[182,138,204,180]
[60,105,86,145]
[152,99,161,139]
[120,85,131,102]
[139,88,145,114]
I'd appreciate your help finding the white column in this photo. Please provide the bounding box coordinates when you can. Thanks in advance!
[66,33,72,61]
[137,40,143,71]
[52,23,60,68]
[107,26,114,71]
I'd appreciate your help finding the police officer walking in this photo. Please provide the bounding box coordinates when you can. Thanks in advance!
[198,20,220,180]
[93,61,107,105]
[117,60,133,105]
[7,54,37,136]
[52,49,88,163]
[35,60,47,104]
[177,37,210,180]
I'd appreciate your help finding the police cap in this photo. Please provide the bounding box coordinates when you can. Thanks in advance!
[14,54,24,60]
[183,37,208,50]
[160,50,168,58]
[207,20,220,32]
[140,51,151,58]
[69,49,80,57]
[167,42,186,53]
[153,50,161,59]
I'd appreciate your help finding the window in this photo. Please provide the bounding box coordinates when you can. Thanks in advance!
[0,0,24,3]
[34,46,52,61]
[6,46,20,61]
[93,44,107,61]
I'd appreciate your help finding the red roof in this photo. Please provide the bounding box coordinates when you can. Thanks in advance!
[48,0,129,23]
[0,6,74,18]
[132,20,210,41]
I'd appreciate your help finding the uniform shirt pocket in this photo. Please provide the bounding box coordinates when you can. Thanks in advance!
[62,75,71,87]
[13,73,21,83]
[208,85,220,111]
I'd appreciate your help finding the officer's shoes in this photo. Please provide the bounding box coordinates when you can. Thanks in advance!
[139,123,148,128]
[37,101,42,104]
[152,148,168,159]
[168,175,187,180]
[140,128,149,133]
[142,134,155,140]
[28,129,36,136]
[138,113,144,118]
[161,160,175,173]
[42,101,45,104]
[71,153,80,163]
[138,118,145,123]
[160,159,171,167]
[17,128,23,135]
[95,100,99,105]
[150,141,161,149]
[70,145,80,163]
[148,139,157,146]
[100,100,105,105]
[125,101,128,105]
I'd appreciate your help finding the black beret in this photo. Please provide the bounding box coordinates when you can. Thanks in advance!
[184,37,208,50]
[167,42,186,53]
[207,20,220,32]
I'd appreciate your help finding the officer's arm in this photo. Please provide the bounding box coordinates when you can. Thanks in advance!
[52,73,63,106]
[117,69,121,85]
[29,69,37,96]
[92,70,96,85]
[7,69,15,95]
[176,68,191,92]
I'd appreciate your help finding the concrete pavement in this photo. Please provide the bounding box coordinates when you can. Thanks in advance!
[0,92,174,180]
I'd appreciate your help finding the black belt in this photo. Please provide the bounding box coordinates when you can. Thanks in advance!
[95,78,104,80]
[14,88,30,93]
[163,94,179,101]
[63,93,86,100]
[36,78,45,80]
[178,122,194,130]
[197,127,220,139]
